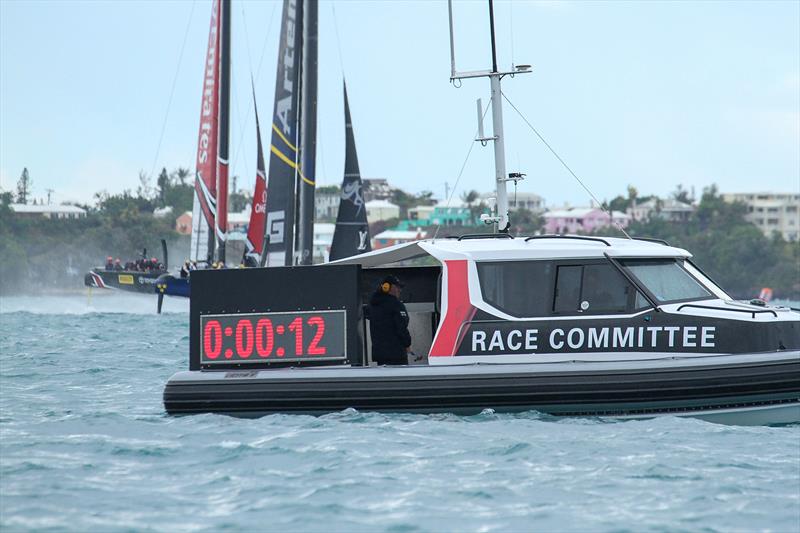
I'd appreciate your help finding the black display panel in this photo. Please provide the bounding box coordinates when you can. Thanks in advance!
[189,265,362,370]
[200,310,346,364]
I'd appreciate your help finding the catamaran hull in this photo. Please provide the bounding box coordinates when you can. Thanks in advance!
[84,269,163,294]
[155,274,190,298]
[163,351,800,425]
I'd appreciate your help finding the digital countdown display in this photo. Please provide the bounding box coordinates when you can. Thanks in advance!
[199,310,347,365]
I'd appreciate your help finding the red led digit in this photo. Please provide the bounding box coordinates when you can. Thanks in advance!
[235,319,254,358]
[288,317,304,356]
[203,320,222,359]
[307,316,327,355]
[255,318,274,358]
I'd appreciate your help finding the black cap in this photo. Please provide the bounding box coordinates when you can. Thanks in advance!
[380,275,404,288]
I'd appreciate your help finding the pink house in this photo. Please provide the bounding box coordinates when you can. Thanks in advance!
[543,207,630,234]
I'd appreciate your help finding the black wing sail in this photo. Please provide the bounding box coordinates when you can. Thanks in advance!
[329,81,371,261]
[263,0,303,267]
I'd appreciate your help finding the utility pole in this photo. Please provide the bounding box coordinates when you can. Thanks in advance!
[45,188,54,205]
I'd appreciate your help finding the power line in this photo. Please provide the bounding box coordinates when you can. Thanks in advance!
[501,91,631,239]
[149,0,196,181]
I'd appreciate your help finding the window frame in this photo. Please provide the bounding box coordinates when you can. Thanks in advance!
[551,259,642,316]
[617,258,717,305]
[475,259,556,319]
[475,258,651,319]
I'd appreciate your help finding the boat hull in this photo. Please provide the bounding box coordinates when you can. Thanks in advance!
[163,351,800,425]
[155,274,190,298]
[84,269,163,294]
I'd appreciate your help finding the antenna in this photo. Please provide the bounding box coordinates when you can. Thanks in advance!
[448,0,531,233]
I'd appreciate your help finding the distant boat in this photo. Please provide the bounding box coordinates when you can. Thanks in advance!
[84,241,168,294]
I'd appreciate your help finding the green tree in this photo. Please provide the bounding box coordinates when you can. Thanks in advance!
[156,167,170,206]
[172,167,191,186]
[16,168,31,204]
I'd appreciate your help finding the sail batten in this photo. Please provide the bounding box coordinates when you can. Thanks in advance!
[329,80,371,261]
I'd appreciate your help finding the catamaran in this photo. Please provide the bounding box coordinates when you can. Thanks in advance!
[162,0,799,425]
[84,241,168,294]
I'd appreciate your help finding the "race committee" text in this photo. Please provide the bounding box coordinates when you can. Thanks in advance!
[471,325,716,353]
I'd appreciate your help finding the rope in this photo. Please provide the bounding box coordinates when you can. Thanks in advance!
[148,0,196,182]
[501,91,632,239]
[230,1,279,185]
[432,100,492,241]
[331,2,346,75]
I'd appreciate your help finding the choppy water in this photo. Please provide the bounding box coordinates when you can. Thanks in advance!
[1,295,799,532]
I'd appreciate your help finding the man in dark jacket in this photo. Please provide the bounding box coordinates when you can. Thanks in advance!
[367,275,412,365]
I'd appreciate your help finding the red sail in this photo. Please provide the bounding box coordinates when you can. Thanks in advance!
[190,0,222,262]
[246,95,268,258]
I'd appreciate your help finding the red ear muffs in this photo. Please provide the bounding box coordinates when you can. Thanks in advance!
[381,282,391,293]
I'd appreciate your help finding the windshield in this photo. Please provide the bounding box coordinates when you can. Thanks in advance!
[620,259,713,304]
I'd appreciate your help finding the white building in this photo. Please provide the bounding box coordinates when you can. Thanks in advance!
[153,206,172,218]
[362,178,393,201]
[481,191,545,213]
[9,203,86,219]
[373,228,427,249]
[227,205,251,233]
[315,189,340,221]
[722,192,800,241]
[408,205,436,224]
[366,199,400,222]
[312,222,335,263]
[628,198,695,223]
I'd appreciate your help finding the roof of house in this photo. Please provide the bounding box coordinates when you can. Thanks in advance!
[10,203,86,214]
[365,199,399,209]
[633,198,694,211]
[543,207,629,219]
[373,229,427,240]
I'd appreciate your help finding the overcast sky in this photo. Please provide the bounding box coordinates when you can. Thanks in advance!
[1,0,798,208]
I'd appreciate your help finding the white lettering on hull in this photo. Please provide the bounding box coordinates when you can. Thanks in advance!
[469,325,717,354]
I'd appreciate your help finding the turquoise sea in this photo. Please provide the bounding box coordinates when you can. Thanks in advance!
[1,295,799,532]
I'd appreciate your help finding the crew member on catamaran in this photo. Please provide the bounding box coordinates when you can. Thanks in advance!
[367,275,412,365]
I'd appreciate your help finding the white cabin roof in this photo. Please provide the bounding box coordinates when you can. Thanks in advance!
[328,235,690,268]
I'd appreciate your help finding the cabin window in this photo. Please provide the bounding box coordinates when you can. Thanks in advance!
[477,261,553,317]
[620,259,713,303]
[554,263,636,314]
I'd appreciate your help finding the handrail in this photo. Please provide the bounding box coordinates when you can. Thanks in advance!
[456,233,515,241]
[676,303,778,319]
[604,253,661,312]
[525,234,611,246]
[631,237,670,246]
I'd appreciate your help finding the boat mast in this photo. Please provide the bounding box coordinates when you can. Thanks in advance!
[448,0,530,233]
[296,0,318,265]
[215,0,232,263]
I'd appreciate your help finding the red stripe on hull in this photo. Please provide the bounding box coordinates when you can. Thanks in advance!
[429,259,476,357]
